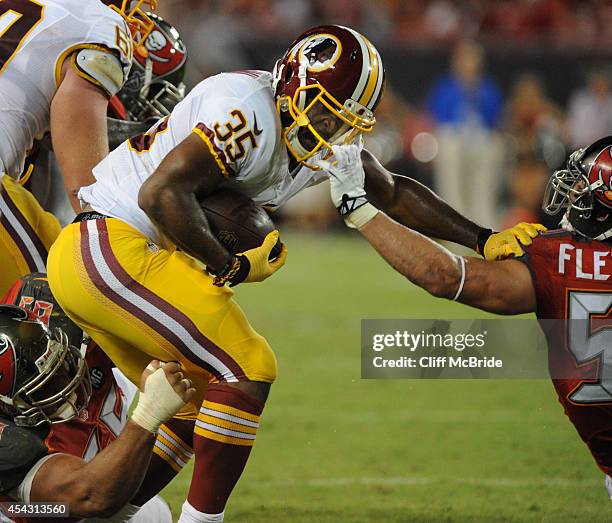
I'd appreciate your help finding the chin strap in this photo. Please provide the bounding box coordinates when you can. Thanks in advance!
[560,213,575,233]
[141,57,154,100]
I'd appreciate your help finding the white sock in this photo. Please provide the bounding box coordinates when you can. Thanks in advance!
[178,500,224,523]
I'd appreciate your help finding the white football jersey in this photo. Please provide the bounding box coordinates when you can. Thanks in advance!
[0,0,132,179]
[80,70,329,243]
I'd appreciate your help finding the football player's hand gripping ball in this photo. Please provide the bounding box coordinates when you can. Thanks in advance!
[211,231,287,287]
[238,230,288,284]
[317,144,379,230]
[483,222,548,260]
[131,360,196,434]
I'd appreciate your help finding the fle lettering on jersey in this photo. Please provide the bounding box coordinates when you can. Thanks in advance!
[558,243,610,281]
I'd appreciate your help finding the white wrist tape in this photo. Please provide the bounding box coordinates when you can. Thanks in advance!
[345,202,379,230]
[452,256,467,301]
[131,368,185,433]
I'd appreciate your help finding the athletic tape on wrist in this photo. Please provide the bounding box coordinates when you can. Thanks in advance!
[345,203,379,230]
[131,368,185,433]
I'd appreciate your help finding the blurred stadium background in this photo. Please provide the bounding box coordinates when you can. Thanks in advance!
[158,0,612,234]
[150,1,612,520]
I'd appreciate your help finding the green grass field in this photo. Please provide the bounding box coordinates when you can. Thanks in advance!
[161,230,611,522]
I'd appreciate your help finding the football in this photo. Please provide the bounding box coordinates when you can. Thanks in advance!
[200,189,283,259]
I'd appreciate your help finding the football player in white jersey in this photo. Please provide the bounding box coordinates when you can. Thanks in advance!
[25,11,188,228]
[0,0,160,296]
[47,25,543,522]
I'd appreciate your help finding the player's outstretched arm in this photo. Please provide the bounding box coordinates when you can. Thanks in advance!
[323,144,536,314]
[28,361,194,519]
[50,63,111,213]
[360,212,537,315]
[362,149,483,248]
[361,149,545,259]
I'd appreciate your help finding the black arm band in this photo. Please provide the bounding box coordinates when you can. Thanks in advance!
[476,228,494,255]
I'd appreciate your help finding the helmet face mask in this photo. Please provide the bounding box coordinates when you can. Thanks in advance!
[273,25,384,170]
[110,0,158,57]
[125,78,186,122]
[277,84,375,169]
[543,138,612,241]
[0,307,91,427]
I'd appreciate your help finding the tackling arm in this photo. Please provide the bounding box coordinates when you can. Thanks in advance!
[362,149,545,258]
[363,149,484,249]
[29,362,194,518]
[50,63,111,213]
[31,422,156,518]
[360,211,537,315]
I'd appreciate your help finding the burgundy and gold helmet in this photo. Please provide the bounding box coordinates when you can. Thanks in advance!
[272,25,385,169]
[543,136,612,241]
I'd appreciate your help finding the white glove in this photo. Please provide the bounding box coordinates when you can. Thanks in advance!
[131,365,189,434]
[316,144,379,229]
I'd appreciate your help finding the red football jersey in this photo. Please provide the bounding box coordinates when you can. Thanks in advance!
[526,230,612,473]
[44,345,128,460]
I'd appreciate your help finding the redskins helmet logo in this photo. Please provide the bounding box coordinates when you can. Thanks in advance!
[0,335,16,397]
[297,34,342,72]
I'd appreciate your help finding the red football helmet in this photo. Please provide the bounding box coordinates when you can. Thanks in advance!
[272,25,385,169]
[118,13,187,122]
[543,136,612,240]
[0,305,91,427]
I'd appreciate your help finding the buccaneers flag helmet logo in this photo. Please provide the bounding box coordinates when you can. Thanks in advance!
[134,21,186,78]
[587,146,612,208]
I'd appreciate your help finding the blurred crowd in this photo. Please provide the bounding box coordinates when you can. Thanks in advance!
[157,0,612,231]
[160,0,612,49]
[361,40,612,231]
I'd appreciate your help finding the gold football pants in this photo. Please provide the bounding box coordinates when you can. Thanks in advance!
[47,217,277,418]
[0,175,61,296]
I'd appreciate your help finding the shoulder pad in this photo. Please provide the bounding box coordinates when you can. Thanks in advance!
[0,418,48,494]
[73,48,126,97]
